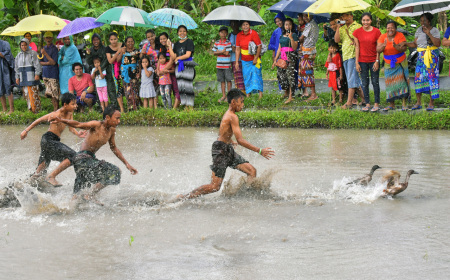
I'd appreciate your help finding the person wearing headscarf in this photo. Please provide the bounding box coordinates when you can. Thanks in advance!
[86,33,116,106]
[0,38,15,114]
[58,36,82,96]
[15,38,42,113]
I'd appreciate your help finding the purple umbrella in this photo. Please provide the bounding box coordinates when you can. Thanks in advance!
[57,17,104,38]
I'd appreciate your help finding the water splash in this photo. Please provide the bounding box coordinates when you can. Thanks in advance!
[221,169,281,200]
[302,177,386,204]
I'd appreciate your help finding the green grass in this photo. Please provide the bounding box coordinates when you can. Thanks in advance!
[1,91,449,129]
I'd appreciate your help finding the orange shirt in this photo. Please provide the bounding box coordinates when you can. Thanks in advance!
[378,32,406,64]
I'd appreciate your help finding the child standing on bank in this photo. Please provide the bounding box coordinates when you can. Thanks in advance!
[212,26,233,103]
[157,52,172,109]
[91,56,108,112]
[140,56,157,108]
[325,42,344,105]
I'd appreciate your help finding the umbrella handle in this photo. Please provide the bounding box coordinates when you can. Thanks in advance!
[37,31,44,59]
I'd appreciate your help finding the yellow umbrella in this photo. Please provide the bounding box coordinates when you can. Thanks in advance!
[0,27,40,37]
[304,0,371,13]
[0,14,67,36]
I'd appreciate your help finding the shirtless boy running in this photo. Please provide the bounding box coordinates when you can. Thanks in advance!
[178,89,275,200]
[20,94,86,187]
[52,105,137,201]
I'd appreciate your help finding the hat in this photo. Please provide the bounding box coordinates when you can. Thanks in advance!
[219,26,228,33]
[44,31,53,38]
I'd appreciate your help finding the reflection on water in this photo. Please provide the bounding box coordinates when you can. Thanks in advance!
[0,126,449,279]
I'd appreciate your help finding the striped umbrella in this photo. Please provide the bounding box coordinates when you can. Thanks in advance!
[96,6,153,27]
[58,17,104,38]
[147,8,198,30]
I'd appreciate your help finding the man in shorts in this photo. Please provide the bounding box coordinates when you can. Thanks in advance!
[177,89,275,200]
[20,94,86,186]
[39,31,60,111]
[335,12,363,109]
[212,26,233,103]
[51,105,137,203]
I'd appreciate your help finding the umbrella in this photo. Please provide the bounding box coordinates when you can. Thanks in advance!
[58,17,105,38]
[268,0,330,23]
[389,0,450,16]
[0,14,67,36]
[0,27,39,37]
[96,6,153,27]
[202,5,266,26]
[147,8,198,29]
[304,0,371,13]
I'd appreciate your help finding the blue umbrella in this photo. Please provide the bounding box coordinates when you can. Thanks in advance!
[268,0,331,23]
[57,17,104,39]
[147,8,197,29]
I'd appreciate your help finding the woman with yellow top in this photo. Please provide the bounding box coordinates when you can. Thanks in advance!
[235,21,264,99]
[406,13,441,111]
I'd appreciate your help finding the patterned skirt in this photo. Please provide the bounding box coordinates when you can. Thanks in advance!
[276,51,298,90]
[385,59,409,102]
[242,60,263,94]
[23,85,41,113]
[232,61,246,93]
[414,49,439,99]
[124,80,140,111]
[298,54,315,88]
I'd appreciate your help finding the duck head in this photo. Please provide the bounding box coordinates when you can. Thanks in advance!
[371,165,382,171]
[407,170,419,175]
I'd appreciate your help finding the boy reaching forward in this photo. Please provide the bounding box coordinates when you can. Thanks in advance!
[178,89,275,200]
[51,105,137,201]
[21,94,86,187]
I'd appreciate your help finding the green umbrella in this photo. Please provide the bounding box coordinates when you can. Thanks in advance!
[95,6,154,28]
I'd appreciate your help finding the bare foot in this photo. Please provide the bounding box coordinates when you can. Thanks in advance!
[284,98,293,104]
[218,97,226,103]
[306,96,318,101]
[8,110,14,115]
[81,193,104,206]
[258,92,263,100]
[45,176,62,187]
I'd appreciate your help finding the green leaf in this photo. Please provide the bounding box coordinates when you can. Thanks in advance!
[129,235,134,246]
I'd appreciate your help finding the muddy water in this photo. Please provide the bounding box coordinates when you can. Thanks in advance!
[0,126,449,279]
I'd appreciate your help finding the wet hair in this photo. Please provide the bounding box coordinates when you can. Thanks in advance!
[72,62,83,71]
[361,12,372,21]
[420,12,433,23]
[24,32,32,37]
[109,32,118,39]
[282,18,295,35]
[386,20,397,29]
[177,25,187,32]
[92,55,101,63]
[329,41,339,49]
[227,88,245,104]
[61,93,76,105]
[103,105,119,120]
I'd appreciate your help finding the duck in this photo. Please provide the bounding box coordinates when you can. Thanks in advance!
[382,169,419,196]
[347,165,382,186]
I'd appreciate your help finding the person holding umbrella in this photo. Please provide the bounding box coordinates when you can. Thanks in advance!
[39,31,60,112]
[235,21,264,99]
[15,38,42,113]
[406,13,441,111]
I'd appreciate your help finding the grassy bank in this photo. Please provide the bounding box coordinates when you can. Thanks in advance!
[1,91,449,129]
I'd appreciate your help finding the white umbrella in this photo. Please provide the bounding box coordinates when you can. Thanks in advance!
[202,5,266,26]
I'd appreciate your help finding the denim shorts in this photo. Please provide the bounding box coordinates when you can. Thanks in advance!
[343,58,362,89]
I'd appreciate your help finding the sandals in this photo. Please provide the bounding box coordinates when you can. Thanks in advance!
[426,106,434,111]
[362,105,371,112]
[383,106,395,111]
[371,106,380,112]
[411,105,422,110]
[402,106,408,111]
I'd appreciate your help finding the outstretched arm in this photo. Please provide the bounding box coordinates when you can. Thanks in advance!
[231,115,275,159]
[21,112,56,140]
[51,117,101,130]
[109,132,138,174]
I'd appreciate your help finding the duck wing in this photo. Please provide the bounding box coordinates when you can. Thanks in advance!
[347,174,370,186]
[382,170,401,189]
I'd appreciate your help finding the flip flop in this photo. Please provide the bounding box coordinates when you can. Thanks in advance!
[426,106,434,111]
[411,105,422,110]
[383,106,395,111]
[401,106,408,111]
[370,106,380,112]
[362,105,371,112]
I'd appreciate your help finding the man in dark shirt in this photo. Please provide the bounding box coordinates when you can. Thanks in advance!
[39,32,60,111]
